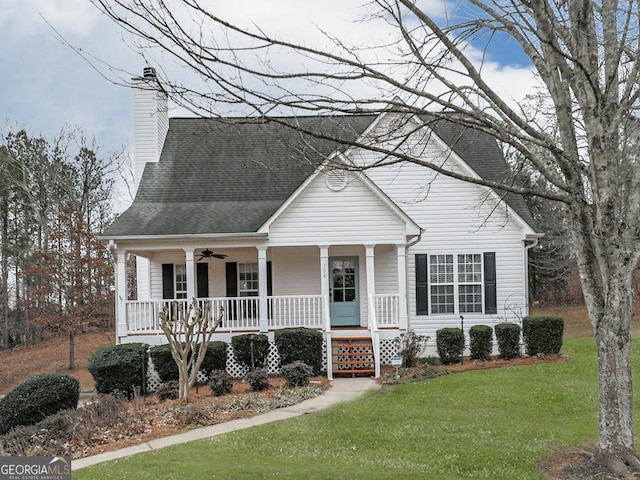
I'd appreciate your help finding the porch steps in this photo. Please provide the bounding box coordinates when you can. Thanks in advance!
[331,337,375,377]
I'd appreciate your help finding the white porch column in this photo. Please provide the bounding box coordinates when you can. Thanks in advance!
[184,248,196,300]
[258,247,269,333]
[320,246,331,331]
[319,245,332,380]
[116,250,128,342]
[397,244,408,330]
[365,245,376,325]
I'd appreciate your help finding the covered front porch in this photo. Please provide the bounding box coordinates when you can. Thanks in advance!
[113,243,409,378]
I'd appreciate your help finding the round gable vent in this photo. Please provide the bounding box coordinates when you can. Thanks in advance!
[325,169,348,191]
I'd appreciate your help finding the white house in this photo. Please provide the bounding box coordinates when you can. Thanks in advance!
[101,68,541,379]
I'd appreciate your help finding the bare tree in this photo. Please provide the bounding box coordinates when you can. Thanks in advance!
[92,0,640,475]
[159,299,224,401]
[0,128,117,360]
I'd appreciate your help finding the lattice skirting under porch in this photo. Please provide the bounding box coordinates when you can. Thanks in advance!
[145,338,398,392]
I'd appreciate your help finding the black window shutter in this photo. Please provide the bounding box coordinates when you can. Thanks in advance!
[225,262,238,320]
[484,252,497,314]
[267,261,273,296]
[415,254,429,315]
[197,262,209,298]
[162,263,174,299]
[225,262,238,297]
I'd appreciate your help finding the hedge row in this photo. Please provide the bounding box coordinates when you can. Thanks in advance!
[435,316,564,364]
[88,327,326,396]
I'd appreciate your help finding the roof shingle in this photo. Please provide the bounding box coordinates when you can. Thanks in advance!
[103,114,535,237]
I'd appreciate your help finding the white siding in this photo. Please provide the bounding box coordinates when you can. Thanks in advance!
[374,244,398,295]
[135,256,150,300]
[268,172,407,246]
[270,247,320,296]
[133,79,168,194]
[356,116,530,339]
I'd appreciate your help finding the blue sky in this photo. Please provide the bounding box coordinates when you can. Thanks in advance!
[1,1,536,172]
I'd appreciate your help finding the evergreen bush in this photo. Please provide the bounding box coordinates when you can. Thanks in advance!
[208,370,234,396]
[156,380,179,401]
[274,328,324,374]
[0,373,80,435]
[88,343,148,397]
[149,344,178,382]
[494,323,521,360]
[280,361,314,387]
[199,341,228,377]
[244,368,270,391]
[436,328,465,364]
[469,325,493,361]
[232,334,270,370]
[523,316,564,355]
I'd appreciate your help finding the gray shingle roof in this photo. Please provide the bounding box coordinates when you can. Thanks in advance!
[103,114,536,237]
[424,116,537,228]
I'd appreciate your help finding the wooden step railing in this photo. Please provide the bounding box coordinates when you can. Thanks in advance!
[331,337,376,377]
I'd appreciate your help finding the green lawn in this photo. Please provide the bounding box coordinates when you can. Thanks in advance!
[75,336,627,479]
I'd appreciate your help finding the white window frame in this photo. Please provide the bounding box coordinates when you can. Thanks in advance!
[238,263,259,297]
[457,254,483,313]
[429,254,483,314]
[175,264,187,299]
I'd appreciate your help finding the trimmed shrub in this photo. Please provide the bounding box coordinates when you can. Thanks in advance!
[209,370,234,396]
[149,344,178,383]
[469,325,493,361]
[436,328,464,364]
[523,316,564,355]
[0,373,80,435]
[232,334,270,370]
[280,361,314,387]
[494,323,521,360]
[150,341,228,384]
[244,368,270,392]
[199,341,228,377]
[156,381,179,401]
[88,343,148,397]
[274,328,324,375]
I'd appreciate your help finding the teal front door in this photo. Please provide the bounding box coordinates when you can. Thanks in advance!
[329,257,360,327]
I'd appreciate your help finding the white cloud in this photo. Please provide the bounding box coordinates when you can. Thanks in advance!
[0,0,541,163]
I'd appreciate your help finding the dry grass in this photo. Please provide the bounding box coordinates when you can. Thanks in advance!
[0,331,113,395]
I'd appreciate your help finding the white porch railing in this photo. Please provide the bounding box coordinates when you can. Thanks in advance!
[374,294,400,327]
[268,295,324,329]
[125,298,261,334]
[124,294,399,335]
[368,295,381,378]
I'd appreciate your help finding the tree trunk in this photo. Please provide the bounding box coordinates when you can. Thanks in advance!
[68,330,75,370]
[593,301,640,474]
[1,196,8,349]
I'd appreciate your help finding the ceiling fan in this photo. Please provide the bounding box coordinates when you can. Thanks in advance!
[197,249,228,261]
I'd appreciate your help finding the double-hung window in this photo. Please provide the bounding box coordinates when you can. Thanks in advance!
[429,255,455,313]
[174,264,188,299]
[457,254,483,313]
[238,263,259,297]
[416,252,495,315]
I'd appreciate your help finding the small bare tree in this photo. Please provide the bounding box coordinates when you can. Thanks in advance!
[159,299,224,401]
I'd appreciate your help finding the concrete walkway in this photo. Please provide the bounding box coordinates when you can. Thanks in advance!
[73,377,380,470]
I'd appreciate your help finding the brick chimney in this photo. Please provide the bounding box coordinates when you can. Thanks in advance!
[132,67,168,194]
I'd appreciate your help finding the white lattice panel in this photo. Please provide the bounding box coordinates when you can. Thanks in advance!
[145,339,328,391]
[380,339,398,364]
